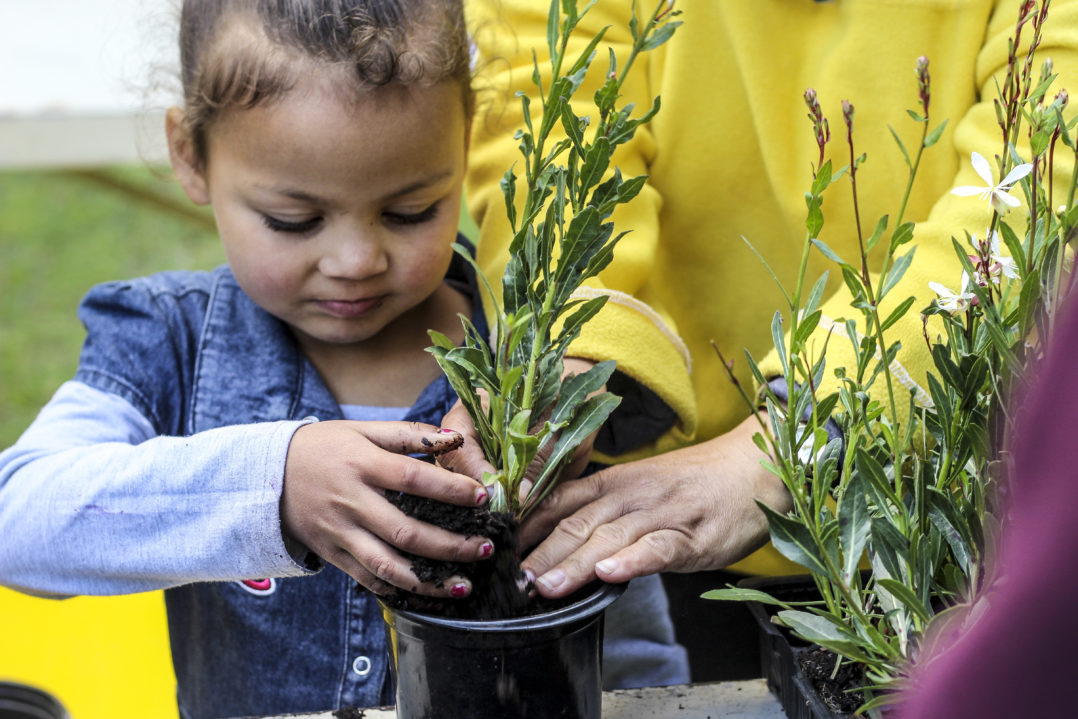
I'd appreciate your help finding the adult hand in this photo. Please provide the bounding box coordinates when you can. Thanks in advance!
[519,413,792,598]
[281,420,492,598]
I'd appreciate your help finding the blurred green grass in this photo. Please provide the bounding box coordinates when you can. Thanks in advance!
[0,166,480,448]
[0,166,222,446]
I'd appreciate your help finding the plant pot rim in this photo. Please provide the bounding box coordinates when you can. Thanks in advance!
[381,581,627,632]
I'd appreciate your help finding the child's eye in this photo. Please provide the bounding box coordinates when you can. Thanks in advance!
[384,202,440,226]
[262,214,322,234]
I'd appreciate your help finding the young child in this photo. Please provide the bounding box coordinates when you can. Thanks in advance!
[0,1,687,716]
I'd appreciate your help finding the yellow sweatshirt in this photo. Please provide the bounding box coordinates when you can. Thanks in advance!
[464,0,1078,575]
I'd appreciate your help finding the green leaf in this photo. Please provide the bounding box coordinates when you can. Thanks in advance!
[924,118,949,148]
[594,68,620,115]
[1031,129,1052,157]
[641,20,682,51]
[701,587,792,607]
[880,296,916,333]
[524,392,622,512]
[559,103,585,151]
[774,610,867,659]
[548,359,616,426]
[553,295,608,352]
[741,236,793,308]
[930,343,964,393]
[866,214,889,253]
[888,221,915,252]
[757,503,829,575]
[998,221,1025,274]
[856,448,900,509]
[546,0,560,65]
[870,517,909,582]
[876,578,930,623]
[838,473,871,584]
[792,309,822,349]
[879,247,916,299]
[771,311,788,375]
[578,136,613,194]
[427,329,456,350]
[500,365,525,399]
[501,167,519,230]
[811,159,834,195]
[566,24,608,77]
[805,271,830,315]
[888,126,911,168]
[811,238,849,267]
[446,346,500,393]
[805,193,824,238]
[926,487,974,573]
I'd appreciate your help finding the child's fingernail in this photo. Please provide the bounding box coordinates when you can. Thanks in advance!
[450,581,470,598]
[475,487,488,505]
[595,558,620,576]
[536,569,566,593]
[438,428,458,434]
[479,541,494,559]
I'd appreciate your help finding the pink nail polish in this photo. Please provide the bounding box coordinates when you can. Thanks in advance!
[475,488,488,505]
[438,428,457,434]
[450,582,470,598]
[479,542,494,559]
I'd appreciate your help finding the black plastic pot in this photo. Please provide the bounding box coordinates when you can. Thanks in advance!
[0,682,70,719]
[381,582,626,719]
[738,574,846,719]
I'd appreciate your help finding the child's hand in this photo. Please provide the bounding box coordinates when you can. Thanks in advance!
[281,420,492,597]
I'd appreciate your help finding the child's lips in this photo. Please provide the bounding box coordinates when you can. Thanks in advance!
[316,296,385,318]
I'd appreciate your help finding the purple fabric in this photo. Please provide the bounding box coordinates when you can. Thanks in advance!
[899,295,1078,717]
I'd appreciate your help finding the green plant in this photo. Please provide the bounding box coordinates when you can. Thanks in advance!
[429,0,680,516]
[705,0,1077,713]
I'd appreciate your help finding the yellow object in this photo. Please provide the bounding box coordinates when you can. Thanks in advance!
[0,588,175,718]
[465,0,1078,575]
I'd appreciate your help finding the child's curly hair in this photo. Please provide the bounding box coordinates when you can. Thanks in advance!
[176,0,472,166]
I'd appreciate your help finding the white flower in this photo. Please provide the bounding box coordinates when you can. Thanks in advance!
[951,151,1033,214]
[988,231,1019,280]
[929,272,975,315]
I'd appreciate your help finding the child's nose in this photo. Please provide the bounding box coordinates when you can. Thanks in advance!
[317,227,389,280]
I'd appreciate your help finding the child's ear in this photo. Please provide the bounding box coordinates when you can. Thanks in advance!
[165,107,210,206]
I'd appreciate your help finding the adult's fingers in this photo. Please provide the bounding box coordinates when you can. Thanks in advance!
[520,471,676,598]
[519,415,790,599]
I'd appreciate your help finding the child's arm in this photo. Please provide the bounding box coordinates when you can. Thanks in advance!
[0,382,489,598]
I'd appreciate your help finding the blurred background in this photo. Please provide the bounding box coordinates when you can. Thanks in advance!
[2,1,227,717]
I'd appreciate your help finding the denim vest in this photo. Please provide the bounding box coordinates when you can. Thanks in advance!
[73,243,484,718]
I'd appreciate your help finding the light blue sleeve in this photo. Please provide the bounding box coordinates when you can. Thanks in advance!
[0,381,317,598]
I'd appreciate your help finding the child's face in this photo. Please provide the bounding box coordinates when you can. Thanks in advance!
[175,77,468,355]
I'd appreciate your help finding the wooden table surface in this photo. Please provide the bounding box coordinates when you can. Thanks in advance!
[252,679,786,718]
